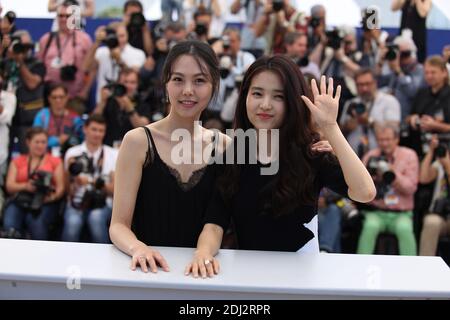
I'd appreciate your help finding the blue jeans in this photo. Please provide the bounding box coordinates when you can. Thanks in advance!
[61,203,112,243]
[3,202,58,240]
[318,204,342,253]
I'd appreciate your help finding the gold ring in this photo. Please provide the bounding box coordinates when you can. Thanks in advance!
[204,259,211,265]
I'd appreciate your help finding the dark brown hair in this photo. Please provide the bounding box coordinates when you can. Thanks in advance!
[161,40,220,105]
[25,127,48,141]
[220,55,323,216]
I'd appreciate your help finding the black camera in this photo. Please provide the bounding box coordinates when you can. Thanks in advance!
[297,56,309,67]
[103,27,119,50]
[309,16,322,29]
[435,144,448,158]
[129,12,146,29]
[10,37,34,54]
[13,171,54,213]
[272,0,284,12]
[367,155,396,185]
[385,43,399,61]
[325,29,343,50]
[432,198,450,219]
[195,23,208,37]
[69,153,93,176]
[80,177,107,210]
[347,102,366,116]
[222,35,231,50]
[60,65,78,82]
[105,81,127,98]
[219,55,233,79]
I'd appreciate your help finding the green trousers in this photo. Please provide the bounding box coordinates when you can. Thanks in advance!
[357,210,417,255]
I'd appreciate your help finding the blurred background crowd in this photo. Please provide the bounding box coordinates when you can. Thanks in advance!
[0,0,449,265]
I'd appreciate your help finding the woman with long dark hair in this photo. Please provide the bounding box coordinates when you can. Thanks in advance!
[185,55,376,278]
[109,40,231,273]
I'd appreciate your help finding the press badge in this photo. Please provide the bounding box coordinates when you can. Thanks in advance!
[51,146,61,158]
[51,57,62,68]
[384,191,399,206]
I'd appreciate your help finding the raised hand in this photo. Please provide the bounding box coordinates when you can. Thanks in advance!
[301,76,341,130]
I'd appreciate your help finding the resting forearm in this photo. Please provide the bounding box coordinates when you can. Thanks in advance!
[110,223,147,256]
[196,224,223,256]
[322,124,376,202]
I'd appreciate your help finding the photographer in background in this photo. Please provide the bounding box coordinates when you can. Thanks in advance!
[122,0,153,56]
[32,84,84,157]
[62,114,117,243]
[402,56,450,159]
[357,123,419,255]
[82,22,145,104]
[418,134,450,256]
[37,0,92,100]
[284,31,320,81]
[211,28,255,128]
[254,0,308,55]
[93,68,151,147]
[3,127,64,240]
[339,68,401,158]
[376,30,424,120]
[230,0,266,59]
[3,30,46,153]
[0,10,17,58]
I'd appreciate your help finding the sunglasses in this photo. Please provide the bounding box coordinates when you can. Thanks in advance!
[58,14,71,18]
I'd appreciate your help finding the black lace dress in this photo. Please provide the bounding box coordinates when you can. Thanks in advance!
[131,126,219,247]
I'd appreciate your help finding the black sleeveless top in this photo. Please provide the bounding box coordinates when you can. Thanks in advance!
[131,126,219,248]
[400,0,427,63]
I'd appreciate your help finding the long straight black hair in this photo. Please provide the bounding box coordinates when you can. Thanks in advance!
[219,55,323,216]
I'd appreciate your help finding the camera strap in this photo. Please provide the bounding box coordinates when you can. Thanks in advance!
[27,155,45,179]
[90,147,104,177]
[55,31,77,64]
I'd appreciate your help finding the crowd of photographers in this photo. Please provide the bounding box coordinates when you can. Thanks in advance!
[0,0,449,260]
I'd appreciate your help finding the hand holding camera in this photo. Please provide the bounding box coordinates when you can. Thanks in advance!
[418,114,438,132]
[23,180,37,193]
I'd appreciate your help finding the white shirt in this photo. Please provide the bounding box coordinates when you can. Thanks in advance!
[95,44,146,103]
[339,91,401,153]
[0,90,17,165]
[64,142,118,207]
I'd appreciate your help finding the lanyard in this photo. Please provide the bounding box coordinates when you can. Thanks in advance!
[55,32,77,64]
[51,111,66,136]
[27,155,45,179]
[90,147,104,177]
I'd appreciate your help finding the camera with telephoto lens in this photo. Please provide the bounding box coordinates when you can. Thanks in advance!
[69,153,93,176]
[60,64,78,82]
[80,176,107,210]
[129,12,146,29]
[347,102,366,116]
[13,170,54,213]
[219,55,233,79]
[421,133,450,157]
[367,155,396,185]
[325,28,343,50]
[222,35,231,50]
[104,81,127,98]
[10,36,34,54]
[385,43,399,61]
[272,0,284,12]
[309,16,321,29]
[194,23,208,37]
[103,27,119,50]
[432,198,450,219]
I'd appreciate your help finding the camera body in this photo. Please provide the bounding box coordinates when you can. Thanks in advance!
[309,16,322,29]
[60,64,78,82]
[326,29,343,50]
[10,36,34,54]
[194,23,208,37]
[367,155,396,199]
[219,55,233,79]
[14,170,54,213]
[385,43,399,61]
[222,35,231,51]
[103,27,119,50]
[347,102,366,116]
[272,0,284,12]
[69,153,107,210]
[129,12,146,29]
[104,81,127,98]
